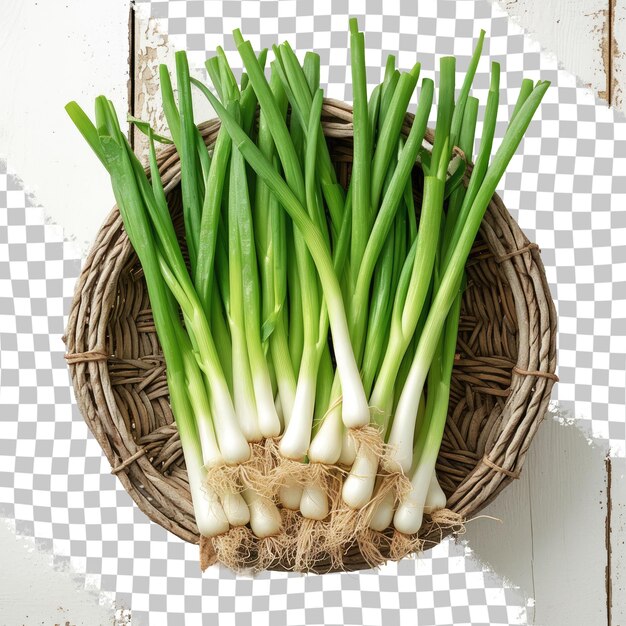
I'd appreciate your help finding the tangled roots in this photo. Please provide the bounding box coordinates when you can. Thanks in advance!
[425,508,466,544]
[203,439,284,500]
[355,528,391,568]
[389,530,424,561]
[345,424,384,464]
[293,518,337,572]
[200,433,463,573]
[210,526,256,572]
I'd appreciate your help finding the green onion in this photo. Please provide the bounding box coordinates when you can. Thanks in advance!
[68,23,548,546]
[349,18,371,274]
[66,98,234,536]
[394,287,461,534]
[192,67,371,430]
[388,79,550,473]
[279,88,328,460]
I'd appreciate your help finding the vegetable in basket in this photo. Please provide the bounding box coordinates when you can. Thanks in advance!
[66,18,547,571]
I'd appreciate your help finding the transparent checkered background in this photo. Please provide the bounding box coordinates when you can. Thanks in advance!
[0,155,526,624]
[141,0,626,452]
[2,0,626,623]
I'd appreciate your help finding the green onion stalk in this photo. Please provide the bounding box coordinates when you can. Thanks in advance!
[342,53,454,509]
[65,98,239,537]
[309,45,433,472]
[388,79,550,476]
[205,32,371,433]
[369,79,481,530]
[391,73,546,530]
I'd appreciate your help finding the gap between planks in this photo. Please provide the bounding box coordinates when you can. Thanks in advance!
[604,0,616,107]
[128,0,137,149]
[606,456,612,626]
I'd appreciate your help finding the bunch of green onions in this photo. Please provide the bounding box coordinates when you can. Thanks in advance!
[67,20,547,568]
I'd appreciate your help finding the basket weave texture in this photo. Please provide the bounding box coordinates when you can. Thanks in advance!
[65,99,557,572]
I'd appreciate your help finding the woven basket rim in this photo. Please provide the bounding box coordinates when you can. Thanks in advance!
[64,98,558,573]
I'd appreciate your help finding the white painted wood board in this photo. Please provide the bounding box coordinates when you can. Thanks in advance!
[0,1,130,620]
[610,456,626,626]
[465,417,610,626]
[0,519,116,625]
[490,3,626,621]
[493,0,610,100]
[0,0,131,251]
[133,6,215,159]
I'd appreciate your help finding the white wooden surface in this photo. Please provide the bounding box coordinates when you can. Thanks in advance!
[613,0,626,110]
[496,0,610,99]
[0,1,624,625]
[611,456,626,626]
[0,519,114,625]
[492,2,625,622]
[133,9,214,160]
[499,0,626,111]
[0,0,131,252]
[465,417,610,626]
[0,1,130,623]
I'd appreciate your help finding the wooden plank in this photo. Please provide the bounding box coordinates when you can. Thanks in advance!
[612,0,626,110]
[0,520,117,625]
[133,6,214,159]
[0,0,131,250]
[462,457,535,605]
[0,1,132,621]
[610,457,626,625]
[528,420,608,626]
[497,0,609,100]
[465,417,609,625]
[133,7,173,158]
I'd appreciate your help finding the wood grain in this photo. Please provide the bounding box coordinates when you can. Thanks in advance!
[610,457,626,626]
[132,9,173,158]
[497,0,626,111]
[495,0,609,97]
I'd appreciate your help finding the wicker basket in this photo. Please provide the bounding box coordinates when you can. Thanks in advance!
[64,99,558,573]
